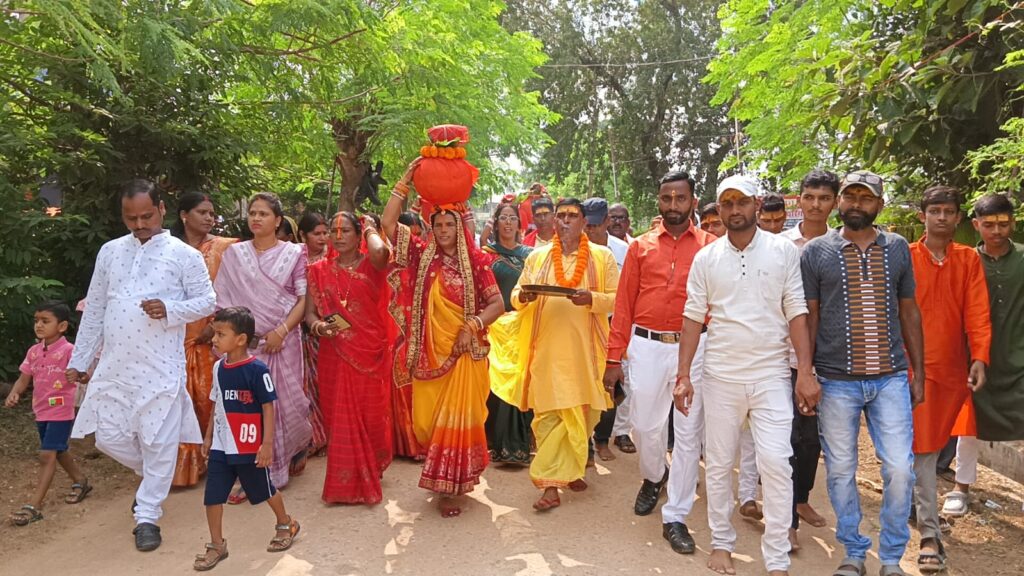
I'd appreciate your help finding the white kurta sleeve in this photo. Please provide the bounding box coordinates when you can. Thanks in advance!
[781,243,809,321]
[683,251,710,324]
[164,247,217,328]
[68,244,112,372]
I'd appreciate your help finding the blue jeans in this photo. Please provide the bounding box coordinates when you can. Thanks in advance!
[818,372,914,565]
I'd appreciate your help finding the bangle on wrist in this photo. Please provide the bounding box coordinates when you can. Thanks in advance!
[606,359,622,366]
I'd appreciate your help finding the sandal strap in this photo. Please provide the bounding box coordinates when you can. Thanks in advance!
[274,523,292,531]
[206,541,227,551]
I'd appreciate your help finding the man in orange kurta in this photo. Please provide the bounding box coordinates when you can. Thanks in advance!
[909,186,991,572]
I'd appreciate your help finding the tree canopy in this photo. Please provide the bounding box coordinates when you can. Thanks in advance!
[706,0,1024,202]
[0,0,553,378]
[503,0,733,220]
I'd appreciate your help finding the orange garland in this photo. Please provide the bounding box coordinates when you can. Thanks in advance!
[419,145,468,159]
[551,233,590,288]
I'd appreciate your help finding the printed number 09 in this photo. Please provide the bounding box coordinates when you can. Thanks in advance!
[239,423,258,444]
[263,373,275,393]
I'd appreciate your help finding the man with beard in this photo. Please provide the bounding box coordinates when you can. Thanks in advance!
[604,171,715,554]
[801,170,924,576]
[675,175,815,576]
[609,203,633,242]
[779,169,839,550]
[66,179,216,551]
[513,198,619,511]
[908,186,991,573]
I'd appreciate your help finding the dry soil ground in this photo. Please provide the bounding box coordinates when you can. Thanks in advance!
[1,401,1022,576]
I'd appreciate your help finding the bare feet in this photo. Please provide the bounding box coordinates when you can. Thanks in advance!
[586,456,595,468]
[707,549,736,575]
[533,488,560,511]
[788,528,801,553]
[595,443,616,461]
[796,502,826,527]
[439,496,462,518]
[738,500,763,521]
[568,478,588,492]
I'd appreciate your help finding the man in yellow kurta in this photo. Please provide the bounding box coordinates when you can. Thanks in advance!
[511,198,618,511]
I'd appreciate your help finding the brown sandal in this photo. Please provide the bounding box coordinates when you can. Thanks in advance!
[533,495,561,511]
[267,518,300,552]
[193,540,228,571]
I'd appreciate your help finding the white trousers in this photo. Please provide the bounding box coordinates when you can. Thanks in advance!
[738,427,759,503]
[611,359,633,437]
[955,435,980,485]
[704,376,794,572]
[94,391,186,525]
[661,335,707,524]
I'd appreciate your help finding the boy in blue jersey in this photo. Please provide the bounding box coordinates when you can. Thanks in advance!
[193,307,300,571]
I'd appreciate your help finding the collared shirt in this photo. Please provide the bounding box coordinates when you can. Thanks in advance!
[780,222,813,249]
[20,336,76,421]
[523,229,553,248]
[801,228,915,380]
[684,227,807,385]
[69,231,216,444]
[607,223,715,362]
[606,234,629,269]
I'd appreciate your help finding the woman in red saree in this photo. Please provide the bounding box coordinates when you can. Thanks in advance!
[305,212,393,504]
[382,160,505,517]
[170,191,236,487]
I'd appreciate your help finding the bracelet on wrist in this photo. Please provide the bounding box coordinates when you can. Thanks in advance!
[605,359,622,366]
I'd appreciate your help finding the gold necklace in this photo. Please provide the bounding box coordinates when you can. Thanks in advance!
[253,239,278,254]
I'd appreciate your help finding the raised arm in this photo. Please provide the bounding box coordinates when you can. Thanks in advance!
[382,159,419,242]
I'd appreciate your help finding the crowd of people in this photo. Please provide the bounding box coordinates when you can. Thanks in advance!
[4,163,1022,576]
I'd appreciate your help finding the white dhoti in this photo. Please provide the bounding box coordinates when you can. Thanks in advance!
[703,376,793,572]
[90,387,198,524]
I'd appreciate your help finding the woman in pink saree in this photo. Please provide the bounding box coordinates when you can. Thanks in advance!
[215,192,312,492]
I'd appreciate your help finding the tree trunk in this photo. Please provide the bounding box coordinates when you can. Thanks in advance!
[330,118,371,213]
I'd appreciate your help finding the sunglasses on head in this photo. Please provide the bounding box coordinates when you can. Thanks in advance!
[844,172,882,185]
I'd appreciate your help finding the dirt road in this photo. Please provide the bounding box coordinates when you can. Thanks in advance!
[3,420,1024,576]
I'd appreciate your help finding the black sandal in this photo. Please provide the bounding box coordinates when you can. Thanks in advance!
[918,538,947,574]
[65,480,93,504]
[11,504,43,526]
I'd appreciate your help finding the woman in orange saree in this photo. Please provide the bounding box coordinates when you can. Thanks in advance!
[306,212,392,504]
[382,163,505,517]
[170,191,236,487]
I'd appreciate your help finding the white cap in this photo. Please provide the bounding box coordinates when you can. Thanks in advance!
[715,175,759,200]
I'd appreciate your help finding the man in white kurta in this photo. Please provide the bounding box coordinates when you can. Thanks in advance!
[68,181,215,550]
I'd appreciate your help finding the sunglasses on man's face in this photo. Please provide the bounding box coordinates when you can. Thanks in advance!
[609,215,628,221]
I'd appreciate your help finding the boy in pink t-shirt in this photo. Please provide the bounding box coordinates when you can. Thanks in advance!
[5,301,92,526]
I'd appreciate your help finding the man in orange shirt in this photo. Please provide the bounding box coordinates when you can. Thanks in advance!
[909,185,991,573]
[603,170,715,554]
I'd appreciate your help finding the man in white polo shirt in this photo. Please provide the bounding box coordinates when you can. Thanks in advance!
[674,175,819,576]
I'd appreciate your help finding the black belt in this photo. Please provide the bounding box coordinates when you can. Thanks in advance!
[633,325,708,343]
[634,327,680,343]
